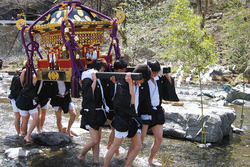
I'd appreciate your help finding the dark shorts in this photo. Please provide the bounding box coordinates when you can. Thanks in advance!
[80,109,107,131]
[38,96,50,108]
[50,95,71,114]
[112,114,142,138]
[141,106,165,129]
[106,110,115,120]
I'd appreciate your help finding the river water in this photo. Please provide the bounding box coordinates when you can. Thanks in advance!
[0,72,249,167]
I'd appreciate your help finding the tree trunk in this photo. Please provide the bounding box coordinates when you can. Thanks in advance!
[197,0,202,15]
[201,0,208,29]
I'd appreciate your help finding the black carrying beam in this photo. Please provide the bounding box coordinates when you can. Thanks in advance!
[7,71,22,75]
[125,66,171,73]
[96,72,142,80]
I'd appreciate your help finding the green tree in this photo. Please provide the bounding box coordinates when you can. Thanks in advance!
[221,6,249,73]
[161,0,217,144]
[221,5,249,128]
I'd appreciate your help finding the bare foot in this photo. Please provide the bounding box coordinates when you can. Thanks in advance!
[77,153,85,160]
[66,129,75,137]
[24,136,32,143]
[149,161,162,167]
[63,128,77,137]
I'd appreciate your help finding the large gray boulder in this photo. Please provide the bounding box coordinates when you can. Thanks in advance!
[162,102,236,143]
[31,132,72,146]
[226,84,250,103]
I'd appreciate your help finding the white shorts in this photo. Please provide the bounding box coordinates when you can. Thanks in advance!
[37,102,49,110]
[9,99,19,113]
[115,129,141,139]
[53,102,74,112]
[19,108,38,117]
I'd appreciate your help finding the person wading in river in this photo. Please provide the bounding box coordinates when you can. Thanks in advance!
[78,58,109,163]
[103,59,128,157]
[15,67,39,143]
[138,60,179,166]
[104,64,151,167]
[50,81,76,137]
[8,68,24,136]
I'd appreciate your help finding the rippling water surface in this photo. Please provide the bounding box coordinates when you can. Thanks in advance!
[0,73,249,167]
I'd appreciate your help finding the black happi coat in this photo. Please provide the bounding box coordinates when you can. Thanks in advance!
[138,76,179,118]
[112,79,141,138]
[8,74,22,100]
[37,81,56,107]
[102,79,116,120]
[16,82,39,110]
[50,82,72,113]
[80,78,107,130]
[102,79,115,111]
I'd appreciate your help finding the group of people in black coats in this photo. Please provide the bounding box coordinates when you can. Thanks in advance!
[8,65,76,143]
[77,58,179,167]
[9,58,179,167]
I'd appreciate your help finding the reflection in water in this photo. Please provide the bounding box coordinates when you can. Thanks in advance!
[0,73,249,167]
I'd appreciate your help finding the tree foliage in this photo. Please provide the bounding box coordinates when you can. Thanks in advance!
[118,0,175,60]
[220,6,249,73]
[161,0,219,143]
[161,0,217,70]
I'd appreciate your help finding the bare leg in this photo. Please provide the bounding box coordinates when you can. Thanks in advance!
[148,125,163,166]
[107,120,114,149]
[77,128,100,161]
[92,127,102,163]
[107,119,119,156]
[125,132,142,167]
[55,107,63,133]
[14,112,21,135]
[104,137,123,167]
[141,124,149,142]
[125,124,149,161]
[21,115,29,135]
[66,108,76,137]
[125,140,134,160]
[37,107,41,133]
[126,125,149,160]
[40,108,47,131]
[24,112,39,142]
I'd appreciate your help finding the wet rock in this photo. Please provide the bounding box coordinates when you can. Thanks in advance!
[198,143,212,148]
[226,84,250,103]
[31,132,72,146]
[4,147,43,159]
[162,102,236,143]
[222,84,233,93]
[197,92,216,98]
[210,69,223,76]
[231,125,244,134]
[232,99,245,105]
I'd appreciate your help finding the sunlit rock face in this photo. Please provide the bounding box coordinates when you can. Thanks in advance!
[162,102,236,143]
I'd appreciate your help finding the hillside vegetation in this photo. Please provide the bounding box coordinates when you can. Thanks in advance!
[0,0,249,82]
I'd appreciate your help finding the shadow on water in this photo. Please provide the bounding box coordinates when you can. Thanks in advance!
[0,73,249,167]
